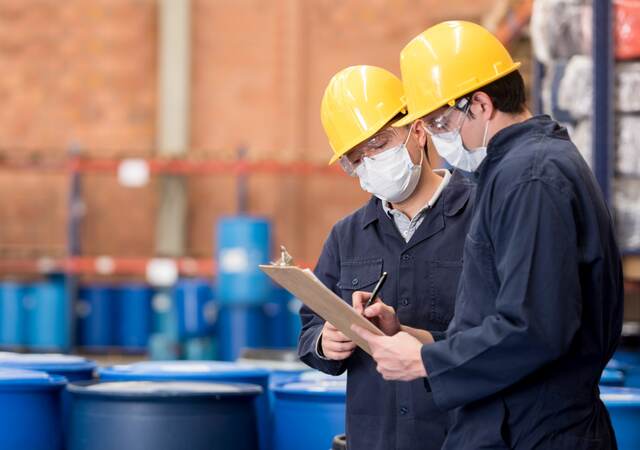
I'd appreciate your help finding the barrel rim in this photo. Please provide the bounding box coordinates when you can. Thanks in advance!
[98,361,270,379]
[67,380,263,399]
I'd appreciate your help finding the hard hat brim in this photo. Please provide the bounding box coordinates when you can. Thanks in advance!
[327,102,408,165]
[392,62,521,128]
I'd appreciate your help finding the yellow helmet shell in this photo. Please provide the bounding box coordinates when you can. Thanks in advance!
[394,21,521,127]
[321,65,406,164]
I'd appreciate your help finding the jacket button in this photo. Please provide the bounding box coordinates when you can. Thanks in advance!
[352,278,359,286]
[401,298,409,306]
[402,254,410,261]
[400,406,408,415]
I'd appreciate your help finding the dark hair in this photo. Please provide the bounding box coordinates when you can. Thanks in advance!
[467,70,526,118]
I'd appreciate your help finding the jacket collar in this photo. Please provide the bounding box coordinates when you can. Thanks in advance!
[360,169,473,230]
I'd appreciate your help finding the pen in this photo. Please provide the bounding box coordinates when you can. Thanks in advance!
[364,272,388,309]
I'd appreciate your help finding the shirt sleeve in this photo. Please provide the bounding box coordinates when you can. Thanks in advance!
[297,226,348,375]
[421,179,582,411]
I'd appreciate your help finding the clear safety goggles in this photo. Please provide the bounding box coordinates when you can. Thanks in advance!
[422,97,471,139]
[339,127,412,176]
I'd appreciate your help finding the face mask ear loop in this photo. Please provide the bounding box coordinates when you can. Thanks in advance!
[481,119,490,148]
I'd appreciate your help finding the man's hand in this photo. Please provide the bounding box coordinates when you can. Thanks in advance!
[351,324,427,381]
[321,321,356,360]
[352,291,401,336]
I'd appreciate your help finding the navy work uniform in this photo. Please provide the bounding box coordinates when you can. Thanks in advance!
[422,116,624,449]
[298,170,475,450]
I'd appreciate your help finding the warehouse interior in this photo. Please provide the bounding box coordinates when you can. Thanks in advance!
[0,1,639,449]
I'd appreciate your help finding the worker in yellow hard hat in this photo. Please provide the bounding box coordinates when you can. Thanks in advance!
[297,65,475,450]
[352,21,623,449]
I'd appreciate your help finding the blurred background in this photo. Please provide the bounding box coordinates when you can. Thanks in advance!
[0,0,638,362]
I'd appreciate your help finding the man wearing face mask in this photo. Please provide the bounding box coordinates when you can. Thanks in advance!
[297,65,475,450]
[352,21,623,449]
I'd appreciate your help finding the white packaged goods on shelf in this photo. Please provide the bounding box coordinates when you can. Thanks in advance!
[569,119,593,168]
[617,115,640,177]
[614,177,640,250]
[558,55,593,119]
[558,55,640,117]
[618,65,640,112]
[531,0,590,64]
[541,62,574,123]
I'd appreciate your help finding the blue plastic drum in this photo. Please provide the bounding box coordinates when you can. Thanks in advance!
[68,380,261,450]
[217,305,267,361]
[76,285,115,349]
[273,379,346,450]
[601,387,640,450]
[152,290,178,339]
[0,352,96,381]
[262,288,302,349]
[601,368,625,386]
[173,278,217,339]
[237,349,311,391]
[0,281,26,347]
[98,361,271,450]
[0,367,66,450]
[0,352,97,440]
[24,279,70,351]
[216,216,271,305]
[114,283,153,351]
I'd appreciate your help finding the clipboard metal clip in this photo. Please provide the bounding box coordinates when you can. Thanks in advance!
[272,245,294,266]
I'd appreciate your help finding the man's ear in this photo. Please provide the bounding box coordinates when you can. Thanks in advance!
[472,92,495,119]
[413,120,428,148]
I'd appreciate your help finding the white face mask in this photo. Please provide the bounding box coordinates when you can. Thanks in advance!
[431,119,490,172]
[355,130,423,204]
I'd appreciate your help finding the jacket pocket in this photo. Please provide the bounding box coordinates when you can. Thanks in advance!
[336,257,383,293]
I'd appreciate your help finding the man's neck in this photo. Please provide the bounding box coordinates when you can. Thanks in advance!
[486,109,533,144]
[389,168,444,220]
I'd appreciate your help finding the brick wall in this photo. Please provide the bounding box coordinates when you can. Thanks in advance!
[0,0,497,267]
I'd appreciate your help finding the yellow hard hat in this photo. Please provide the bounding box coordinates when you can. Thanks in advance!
[394,21,521,127]
[321,65,406,164]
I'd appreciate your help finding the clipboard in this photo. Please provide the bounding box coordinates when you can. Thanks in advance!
[259,248,384,355]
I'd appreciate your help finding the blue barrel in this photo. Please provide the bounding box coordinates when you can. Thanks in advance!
[0,282,26,348]
[0,352,96,381]
[601,387,640,450]
[76,285,115,349]
[173,278,217,338]
[273,379,346,450]
[148,334,181,360]
[0,352,97,441]
[601,368,625,386]
[237,348,311,391]
[114,283,153,351]
[184,336,217,360]
[68,380,261,450]
[614,350,640,367]
[24,279,70,351]
[217,216,271,305]
[218,305,267,361]
[263,287,302,349]
[0,367,66,450]
[152,290,178,339]
[98,361,271,450]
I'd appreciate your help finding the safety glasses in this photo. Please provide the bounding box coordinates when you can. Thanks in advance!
[422,97,471,138]
[339,127,411,176]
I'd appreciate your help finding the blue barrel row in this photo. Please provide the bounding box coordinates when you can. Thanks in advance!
[0,278,302,355]
[0,354,346,450]
[4,353,640,450]
[76,283,153,351]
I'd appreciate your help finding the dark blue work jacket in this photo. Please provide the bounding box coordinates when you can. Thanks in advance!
[422,116,624,449]
[298,171,475,450]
